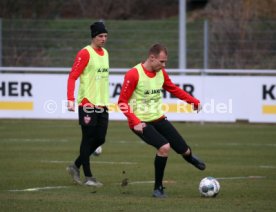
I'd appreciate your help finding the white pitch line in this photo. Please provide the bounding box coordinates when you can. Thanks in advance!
[216,176,266,180]
[9,186,69,192]
[201,143,276,147]
[129,180,176,185]
[1,138,68,143]
[41,160,137,165]
[259,165,276,169]
[129,177,265,184]
[93,161,137,165]
[113,140,145,144]
[128,180,154,185]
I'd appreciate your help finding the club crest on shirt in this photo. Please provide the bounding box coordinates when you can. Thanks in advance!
[84,115,91,124]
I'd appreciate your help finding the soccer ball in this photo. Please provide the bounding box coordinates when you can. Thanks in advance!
[199,177,220,197]
[93,146,102,156]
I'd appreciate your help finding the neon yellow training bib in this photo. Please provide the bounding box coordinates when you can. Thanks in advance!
[77,45,109,106]
[129,63,164,122]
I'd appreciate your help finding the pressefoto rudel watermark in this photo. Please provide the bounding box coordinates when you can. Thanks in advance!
[43,99,233,114]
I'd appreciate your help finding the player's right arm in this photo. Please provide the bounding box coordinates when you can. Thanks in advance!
[67,49,89,111]
[118,68,142,129]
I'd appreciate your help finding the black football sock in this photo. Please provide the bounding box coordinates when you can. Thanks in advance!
[74,156,81,168]
[154,155,168,190]
[183,151,206,171]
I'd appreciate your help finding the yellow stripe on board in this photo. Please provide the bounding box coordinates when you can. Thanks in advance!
[0,101,33,110]
[162,103,193,113]
[262,105,276,114]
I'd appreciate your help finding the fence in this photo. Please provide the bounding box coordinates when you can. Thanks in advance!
[0,19,276,70]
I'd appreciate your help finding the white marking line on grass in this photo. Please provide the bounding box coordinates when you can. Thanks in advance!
[216,143,276,147]
[2,138,68,143]
[259,165,276,169]
[114,140,145,144]
[216,176,266,180]
[93,161,137,165]
[129,180,176,185]
[41,160,137,165]
[9,186,69,192]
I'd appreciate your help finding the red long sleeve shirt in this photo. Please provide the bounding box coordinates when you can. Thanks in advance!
[118,64,200,128]
[67,47,105,106]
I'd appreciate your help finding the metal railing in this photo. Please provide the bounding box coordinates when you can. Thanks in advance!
[1,66,275,76]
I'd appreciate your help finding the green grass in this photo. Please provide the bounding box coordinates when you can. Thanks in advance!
[0,119,276,211]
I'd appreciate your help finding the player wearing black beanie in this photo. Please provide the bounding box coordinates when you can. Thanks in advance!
[90,22,108,38]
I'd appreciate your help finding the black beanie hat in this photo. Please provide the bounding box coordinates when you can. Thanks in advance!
[90,22,108,38]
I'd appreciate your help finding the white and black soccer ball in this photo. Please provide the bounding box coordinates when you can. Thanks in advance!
[93,146,102,156]
[199,177,220,197]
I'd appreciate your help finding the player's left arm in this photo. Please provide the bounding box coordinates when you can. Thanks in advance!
[162,69,201,112]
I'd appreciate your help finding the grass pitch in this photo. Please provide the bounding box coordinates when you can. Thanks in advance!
[0,119,275,211]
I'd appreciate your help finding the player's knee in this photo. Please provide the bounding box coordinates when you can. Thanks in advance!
[183,147,191,156]
[157,143,170,156]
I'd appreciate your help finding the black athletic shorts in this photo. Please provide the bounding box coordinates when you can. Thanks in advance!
[132,117,189,154]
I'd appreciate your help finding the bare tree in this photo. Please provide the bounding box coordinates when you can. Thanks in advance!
[0,0,179,19]
[204,0,276,69]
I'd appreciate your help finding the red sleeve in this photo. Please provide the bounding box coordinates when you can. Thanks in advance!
[162,69,200,108]
[67,49,90,101]
[118,68,141,128]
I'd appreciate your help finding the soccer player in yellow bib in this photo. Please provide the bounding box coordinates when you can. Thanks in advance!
[118,43,206,198]
[66,21,109,187]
